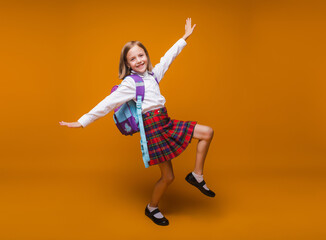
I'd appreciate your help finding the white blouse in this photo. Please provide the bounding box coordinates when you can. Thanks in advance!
[77,38,187,128]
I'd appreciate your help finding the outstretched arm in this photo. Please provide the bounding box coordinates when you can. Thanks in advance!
[182,18,196,41]
[59,77,136,128]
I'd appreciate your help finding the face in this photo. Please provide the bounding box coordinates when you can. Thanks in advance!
[126,45,148,74]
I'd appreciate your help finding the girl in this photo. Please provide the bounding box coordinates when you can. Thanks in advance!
[59,18,215,226]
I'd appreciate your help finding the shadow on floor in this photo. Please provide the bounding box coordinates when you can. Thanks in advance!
[101,167,226,218]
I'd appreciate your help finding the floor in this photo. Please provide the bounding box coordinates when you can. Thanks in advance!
[1,165,325,240]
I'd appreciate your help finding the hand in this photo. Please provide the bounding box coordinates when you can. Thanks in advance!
[182,18,196,41]
[59,121,83,128]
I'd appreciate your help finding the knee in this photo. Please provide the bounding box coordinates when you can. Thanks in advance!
[162,174,175,185]
[205,126,214,141]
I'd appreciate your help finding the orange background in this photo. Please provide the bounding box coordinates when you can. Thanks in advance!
[1,0,325,239]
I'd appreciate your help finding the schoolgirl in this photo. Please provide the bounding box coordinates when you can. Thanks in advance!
[59,18,215,226]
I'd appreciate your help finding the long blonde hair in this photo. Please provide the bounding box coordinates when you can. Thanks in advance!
[119,41,153,79]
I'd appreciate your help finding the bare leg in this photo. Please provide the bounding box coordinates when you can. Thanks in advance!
[149,160,174,207]
[192,124,214,175]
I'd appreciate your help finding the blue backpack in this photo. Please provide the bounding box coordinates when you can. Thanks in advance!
[110,73,158,168]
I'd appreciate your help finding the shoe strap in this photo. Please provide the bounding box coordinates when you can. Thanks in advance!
[150,208,161,216]
[199,180,206,187]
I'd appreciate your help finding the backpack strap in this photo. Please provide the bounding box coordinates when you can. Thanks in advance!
[136,95,150,168]
[127,74,150,168]
[129,74,145,101]
[149,72,159,85]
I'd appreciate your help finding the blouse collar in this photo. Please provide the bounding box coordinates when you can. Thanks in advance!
[131,70,151,77]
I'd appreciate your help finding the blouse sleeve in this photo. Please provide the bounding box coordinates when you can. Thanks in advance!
[77,77,136,128]
[152,38,187,82]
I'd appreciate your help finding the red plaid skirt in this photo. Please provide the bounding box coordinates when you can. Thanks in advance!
[142,107,197,166]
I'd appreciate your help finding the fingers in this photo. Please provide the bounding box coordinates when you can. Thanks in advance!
[185,17,191,27]
[59,121,70,127]
[60,121,82,128]
[59,121,74,127]
[185,17,196,29]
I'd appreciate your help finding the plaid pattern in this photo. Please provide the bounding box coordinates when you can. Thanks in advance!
[142,107,197,166]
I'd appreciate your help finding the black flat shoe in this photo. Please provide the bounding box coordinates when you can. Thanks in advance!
[145,206,169,226]
[185,172,215,197]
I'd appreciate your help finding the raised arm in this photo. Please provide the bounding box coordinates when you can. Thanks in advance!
[152,18,196,82]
